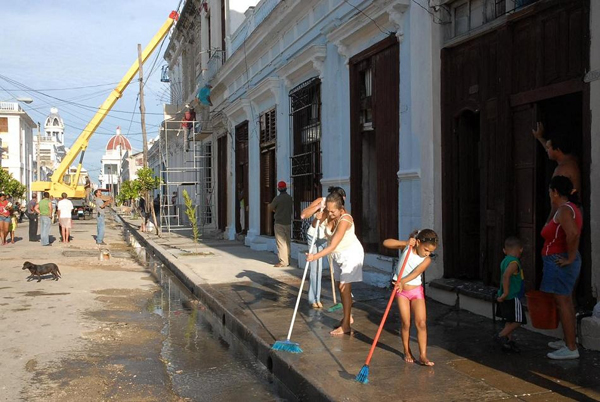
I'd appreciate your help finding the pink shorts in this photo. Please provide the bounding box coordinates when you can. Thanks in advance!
[396,286,425,301]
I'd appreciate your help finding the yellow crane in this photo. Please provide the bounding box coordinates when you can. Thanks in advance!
[32,11,179,198]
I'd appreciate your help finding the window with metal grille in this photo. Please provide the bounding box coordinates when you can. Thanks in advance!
[289,77,322,242]
[259,108,276,146]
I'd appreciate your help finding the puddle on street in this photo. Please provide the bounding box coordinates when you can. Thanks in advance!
[143,253,294,402]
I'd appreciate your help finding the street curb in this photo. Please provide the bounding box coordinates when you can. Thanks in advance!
[117,216,333,401]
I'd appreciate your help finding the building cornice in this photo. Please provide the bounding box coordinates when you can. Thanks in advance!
[277,45,326,87]
[327,0,408,62]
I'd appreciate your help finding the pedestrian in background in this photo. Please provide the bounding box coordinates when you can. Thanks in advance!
[138,196,147,232]
[8,202,19,244]
[0,193,10,245]
[94,189,110,246]
[269,181,293,267]
[57,193,74,244]
[35,192,53,246]
[26,193,38,242]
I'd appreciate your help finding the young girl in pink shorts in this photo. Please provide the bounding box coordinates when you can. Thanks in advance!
[383,229,439,366]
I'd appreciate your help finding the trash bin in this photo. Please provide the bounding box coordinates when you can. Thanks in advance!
[526,290,559,329]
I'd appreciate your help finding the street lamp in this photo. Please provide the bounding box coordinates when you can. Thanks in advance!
[16,97,33,104]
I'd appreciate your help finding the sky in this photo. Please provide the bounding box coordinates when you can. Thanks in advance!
[0,0,181,183]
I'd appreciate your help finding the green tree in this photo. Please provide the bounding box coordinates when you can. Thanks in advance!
[0,169,26,199]
[134,167,161,235]
[182,189,199,252]
[116,180,140,207]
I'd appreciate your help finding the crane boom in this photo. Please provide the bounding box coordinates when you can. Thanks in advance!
[32,11,179,197]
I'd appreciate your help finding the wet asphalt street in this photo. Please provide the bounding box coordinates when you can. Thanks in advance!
[0,212,286,401]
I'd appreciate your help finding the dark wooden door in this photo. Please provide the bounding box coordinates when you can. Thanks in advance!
[217,135,227,231]
[260,148,275,235]
[455,110,481,279]
[235,121,249,234]
[510,104,538,292]
[350,36,399,256]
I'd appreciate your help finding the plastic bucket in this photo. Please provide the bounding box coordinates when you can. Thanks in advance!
[525,290,559,329]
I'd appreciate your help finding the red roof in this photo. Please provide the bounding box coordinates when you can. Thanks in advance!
[106,135,132,151]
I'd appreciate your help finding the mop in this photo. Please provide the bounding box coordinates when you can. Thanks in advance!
[326,254,343,312]
[271,222,320,353]
[356,246,412,384]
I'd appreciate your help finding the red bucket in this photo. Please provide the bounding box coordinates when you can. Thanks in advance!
[525,290,559,329]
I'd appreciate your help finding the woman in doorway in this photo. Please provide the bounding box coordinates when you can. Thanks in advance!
[540,175,582,360]
[306,191,363,335]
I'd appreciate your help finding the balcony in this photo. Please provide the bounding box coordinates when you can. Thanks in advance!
[0,102,23,112]
[205,51,224,84]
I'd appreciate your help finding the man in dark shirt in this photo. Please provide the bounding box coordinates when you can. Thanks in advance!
[26,193,38,241]
[269,181,293,267]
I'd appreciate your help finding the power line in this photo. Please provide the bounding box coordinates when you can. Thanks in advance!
[342,0,394,36]
[0,82,120,91]
[411,0,449,25]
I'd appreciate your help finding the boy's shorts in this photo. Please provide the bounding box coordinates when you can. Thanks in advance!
[496,297,527,324]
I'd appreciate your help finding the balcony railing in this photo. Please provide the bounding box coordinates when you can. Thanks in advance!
[0,102,23,112]
[205,51,224,83]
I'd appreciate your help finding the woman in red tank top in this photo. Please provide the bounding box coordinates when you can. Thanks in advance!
[540,176,582,360]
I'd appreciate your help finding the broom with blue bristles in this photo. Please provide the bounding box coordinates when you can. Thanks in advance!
[356,246,412,384]
[271,221,320,353]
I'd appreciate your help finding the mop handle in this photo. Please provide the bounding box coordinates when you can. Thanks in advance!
[364,246,412,366]
[285,214,321,340]
[328,254,336,304]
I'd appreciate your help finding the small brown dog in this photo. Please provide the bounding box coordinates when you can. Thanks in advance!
[22,261,61,282]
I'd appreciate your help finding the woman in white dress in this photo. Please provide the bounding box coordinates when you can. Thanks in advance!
[306,192,364,335]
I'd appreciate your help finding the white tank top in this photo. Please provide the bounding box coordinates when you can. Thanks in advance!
[325,214,358,251]
[392,247,426,286]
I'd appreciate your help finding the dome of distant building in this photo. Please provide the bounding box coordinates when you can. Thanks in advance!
[106,128,132,151]
[44,107,64,128]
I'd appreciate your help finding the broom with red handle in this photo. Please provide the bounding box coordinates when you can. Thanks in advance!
[355,245,412,384]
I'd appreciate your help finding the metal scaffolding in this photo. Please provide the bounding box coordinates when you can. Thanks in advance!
[157,116,213,235]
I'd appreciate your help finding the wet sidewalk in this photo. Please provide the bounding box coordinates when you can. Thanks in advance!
[120,215,600,401]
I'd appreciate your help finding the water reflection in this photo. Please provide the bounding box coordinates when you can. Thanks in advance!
[142,254,293,402]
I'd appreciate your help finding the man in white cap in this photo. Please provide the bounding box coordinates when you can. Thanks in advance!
[269,181,293,267]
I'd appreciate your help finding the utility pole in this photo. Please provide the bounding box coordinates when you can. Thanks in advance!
[138,44,148,169]
[138,43,158,235]
[37,122,41,182]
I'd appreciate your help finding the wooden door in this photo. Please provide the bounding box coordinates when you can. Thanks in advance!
[217,135,227,231]
[510,104,538,292]
[350,36,399,256]
[235,121,249,234]
[260,148,275,235]
[455,110,481,279]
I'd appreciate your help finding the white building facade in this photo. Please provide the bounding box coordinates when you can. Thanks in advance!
[0,102,36,199]
[164,0,600,346]
[35,107,67,181]
[99,127,132,197]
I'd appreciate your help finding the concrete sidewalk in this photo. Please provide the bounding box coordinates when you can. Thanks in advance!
[120,215,600,401]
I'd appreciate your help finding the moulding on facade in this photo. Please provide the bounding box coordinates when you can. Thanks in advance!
[397,169,421,181]
[223,98,252,125]
[247,76,281,105]
[320,176,350,187]
[327,0,408,62]
[277,45,326,87]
